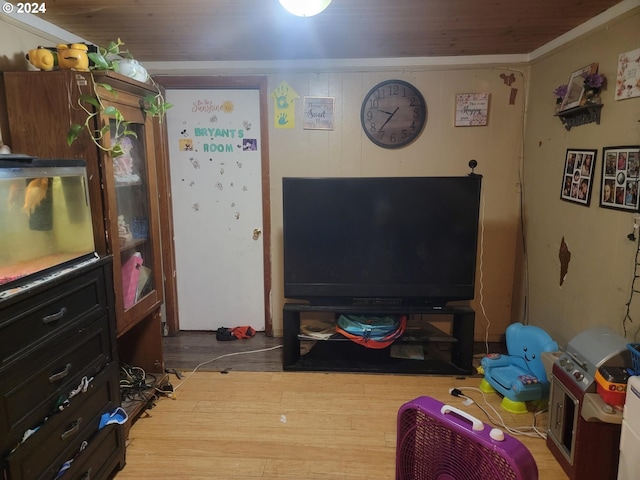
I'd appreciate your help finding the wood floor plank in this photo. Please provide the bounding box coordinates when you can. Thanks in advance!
[262,458,396,479]
[114,371,568,479]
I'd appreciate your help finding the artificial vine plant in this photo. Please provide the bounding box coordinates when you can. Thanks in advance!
[67,39,172,158]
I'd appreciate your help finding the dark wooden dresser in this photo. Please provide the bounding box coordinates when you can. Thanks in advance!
[0,256,125,480]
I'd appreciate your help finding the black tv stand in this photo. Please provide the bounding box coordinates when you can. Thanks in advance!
[282,303,475,375]
[352,297,403,306]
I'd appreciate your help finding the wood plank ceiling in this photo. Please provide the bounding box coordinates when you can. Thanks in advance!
[41,0,625,62]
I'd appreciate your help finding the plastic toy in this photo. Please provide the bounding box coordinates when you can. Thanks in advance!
[57,43,90,71]
[26,43,91,71]
[480,322,558,414]
[26,46,57,71]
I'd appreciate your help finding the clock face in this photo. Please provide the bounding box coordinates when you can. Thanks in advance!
[360,80,427,149]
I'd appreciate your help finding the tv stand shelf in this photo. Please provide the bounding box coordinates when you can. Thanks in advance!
[282,303,475,375]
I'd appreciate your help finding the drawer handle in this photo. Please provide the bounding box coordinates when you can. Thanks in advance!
[42,307,68,324]
[61,418,82,441]
[49,363,72,383]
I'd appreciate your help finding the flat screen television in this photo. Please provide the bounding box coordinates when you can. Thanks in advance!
[282,175,482,307]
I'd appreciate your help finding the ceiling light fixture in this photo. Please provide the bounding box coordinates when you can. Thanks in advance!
[279,0,332,17]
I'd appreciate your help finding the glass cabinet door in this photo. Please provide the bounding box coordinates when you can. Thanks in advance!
[111,118,155,311]
[102,99,162,332]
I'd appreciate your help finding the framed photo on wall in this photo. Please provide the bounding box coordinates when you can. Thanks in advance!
[560,148,597,206]
[560,63,599,111]
[600,145,640,211]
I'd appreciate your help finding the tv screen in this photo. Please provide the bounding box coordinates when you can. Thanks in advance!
[282,176,482,307]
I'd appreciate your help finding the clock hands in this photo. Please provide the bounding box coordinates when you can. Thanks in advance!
[379,107,399,132]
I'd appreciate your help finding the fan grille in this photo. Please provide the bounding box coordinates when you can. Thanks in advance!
[397,407,518,480]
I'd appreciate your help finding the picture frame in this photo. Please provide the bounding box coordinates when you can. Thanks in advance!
[560,63,599,111]
[302,96,335,130]
[600,145,640,211]
[560,148,597,206]
[454,92,490,126]
[615,48,640,101]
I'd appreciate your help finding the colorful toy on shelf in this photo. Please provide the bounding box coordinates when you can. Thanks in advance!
[121,252,143,309]
[57,43,90,71]
[26,43,91,71]
[26,46,57,71]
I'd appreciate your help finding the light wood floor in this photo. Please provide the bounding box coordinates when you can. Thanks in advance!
[114,370,568,479]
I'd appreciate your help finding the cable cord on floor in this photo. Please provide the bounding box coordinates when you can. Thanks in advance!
[451,385,547,439]
[172,345,284,392]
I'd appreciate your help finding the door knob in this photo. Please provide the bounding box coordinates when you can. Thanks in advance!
[252,228,262,240]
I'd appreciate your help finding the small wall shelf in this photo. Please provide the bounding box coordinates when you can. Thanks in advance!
[556,104,603,130]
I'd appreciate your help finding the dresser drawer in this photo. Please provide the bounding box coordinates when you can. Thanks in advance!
[0,266,108,368]
[3,362,120,480]
[0,316,112,451]
[59,423,125,480]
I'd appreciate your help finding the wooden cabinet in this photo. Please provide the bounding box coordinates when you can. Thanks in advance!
[4,70,165,377]
[0,256,125,480]
[99,84,163,336]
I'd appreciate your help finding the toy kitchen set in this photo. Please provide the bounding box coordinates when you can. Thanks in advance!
[546,326,632,480]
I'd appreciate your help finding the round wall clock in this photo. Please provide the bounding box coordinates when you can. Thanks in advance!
[360,79,427,149]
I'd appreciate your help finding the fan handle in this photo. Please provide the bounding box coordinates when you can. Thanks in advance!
[440,405,485,431]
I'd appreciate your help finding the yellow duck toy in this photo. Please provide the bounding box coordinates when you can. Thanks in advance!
[56,43,90,71]
[26,47,58,71]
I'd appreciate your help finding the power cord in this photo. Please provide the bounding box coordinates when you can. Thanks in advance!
[170,345,284,393]
[477,189,491,357]
[449,386,547,439]
[120,364,158,405]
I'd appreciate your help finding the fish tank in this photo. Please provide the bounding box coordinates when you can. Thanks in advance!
[0,156,97,293]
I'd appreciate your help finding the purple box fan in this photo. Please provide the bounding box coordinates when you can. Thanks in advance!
[396,396,538,480]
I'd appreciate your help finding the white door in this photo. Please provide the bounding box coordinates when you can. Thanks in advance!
[165,88,265,331]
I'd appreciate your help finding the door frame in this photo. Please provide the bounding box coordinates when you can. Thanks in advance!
[154,75,272,336]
